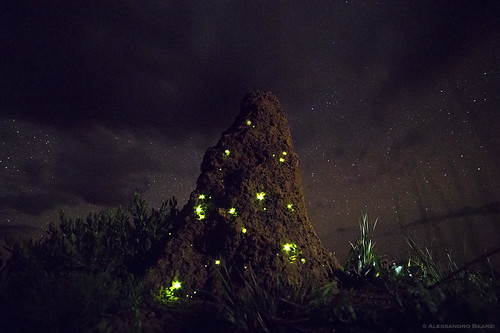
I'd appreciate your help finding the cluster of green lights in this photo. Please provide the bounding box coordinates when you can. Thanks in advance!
[279,151,288,163]
[215,259,221,265]
[156,279,182,305]
[195,205,206,220]
[256,192,266,201]
[228,207,237,217]
[224,149,230,157]
[194,194,209,220]
[282,242,304,263]
[287,203,294,211]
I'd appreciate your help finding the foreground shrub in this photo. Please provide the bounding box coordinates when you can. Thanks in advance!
[0,193,177,332]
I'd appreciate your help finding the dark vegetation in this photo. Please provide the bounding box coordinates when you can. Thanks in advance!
[0,195,498,332]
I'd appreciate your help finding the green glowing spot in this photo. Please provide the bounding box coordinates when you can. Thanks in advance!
[282,242,301,263]
[246,120,252,125]
[282,151,287,155]
[228,207,237,216]
[171,280,182,290]
[199,194,206,200]
[155,279,182,305]
[256,192,266,201]
[195,204,206,220]
[287,203,295,211]
[215,259,221,265]
[301,258,306,264]
[224,149,230,156]
[279,157,285,162]
[242,227,247,233]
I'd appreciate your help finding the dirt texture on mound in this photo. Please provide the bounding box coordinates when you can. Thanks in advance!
[148,90,341,299]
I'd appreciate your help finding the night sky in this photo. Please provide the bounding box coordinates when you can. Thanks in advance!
[1,1,499,264]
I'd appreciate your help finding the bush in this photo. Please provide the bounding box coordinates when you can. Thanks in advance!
[0,192,177,332]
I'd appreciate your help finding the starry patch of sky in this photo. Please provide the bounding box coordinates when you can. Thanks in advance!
[1,0,499,264]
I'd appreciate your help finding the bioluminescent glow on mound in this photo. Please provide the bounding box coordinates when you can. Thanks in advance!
[171,280,182,290]
[156,279,183,304]
[283,242,302,263]
[228,207,237,216]
[195,205,206,220]
[256,192,266,201]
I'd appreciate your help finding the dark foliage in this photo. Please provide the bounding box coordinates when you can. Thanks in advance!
[0,192,178,332]
[0,203,498,332]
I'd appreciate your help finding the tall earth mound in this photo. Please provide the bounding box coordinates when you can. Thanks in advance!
[148,91,340,300]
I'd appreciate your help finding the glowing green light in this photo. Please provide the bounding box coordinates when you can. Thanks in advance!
[279,157,285,162]
[156,279,183,304]
[170,280,182,291]
[224,149,230,156]
[242,227,247,233]
[287,203,294,211]
[228,207,237,216]
[282,151,287,155]
[215,260,221,265]
[301,258,306,264]
[199,194,206,200]
[256,192,266,201]
[246,120,252,125]
[282,242,300,262]
[195,204,206,220]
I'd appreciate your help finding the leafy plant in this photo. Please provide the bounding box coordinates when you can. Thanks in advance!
[0,192,177,332]
[344,213,383,277]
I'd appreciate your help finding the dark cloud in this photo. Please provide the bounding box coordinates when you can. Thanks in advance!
[5,1,496,137]
[0,123,162,214]
[0,1,288,139]
[0,191,72,215]
[52,128,162,206]
[369,1,500,118]
[407,201,500,227]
